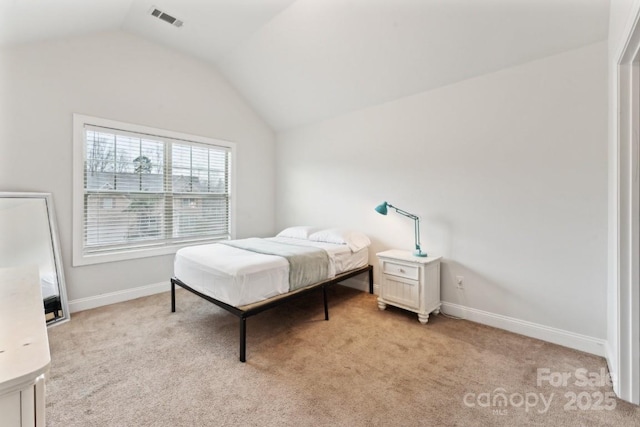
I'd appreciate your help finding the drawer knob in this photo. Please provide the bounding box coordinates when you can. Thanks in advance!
[399,268,405,273]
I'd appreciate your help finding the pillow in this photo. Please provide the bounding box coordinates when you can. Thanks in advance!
[308,228,371,252]
[275,226,318,240]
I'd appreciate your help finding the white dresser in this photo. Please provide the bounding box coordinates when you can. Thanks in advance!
[0,267,50,426]
[376,250,442,324]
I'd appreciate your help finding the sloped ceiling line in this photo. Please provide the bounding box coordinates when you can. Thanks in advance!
[0,0,610,131]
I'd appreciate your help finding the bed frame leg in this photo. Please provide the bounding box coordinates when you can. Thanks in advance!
[240,317,247,363]
[323,286,329,321]
[171,280,176,313]
[369,266,374,294]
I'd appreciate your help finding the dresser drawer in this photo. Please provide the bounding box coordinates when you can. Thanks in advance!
[382,260,419,281]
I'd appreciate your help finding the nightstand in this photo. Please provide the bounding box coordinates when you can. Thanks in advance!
[376,250,442,324]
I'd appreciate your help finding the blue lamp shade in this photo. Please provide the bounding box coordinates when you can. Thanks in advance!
[374,202,388,215]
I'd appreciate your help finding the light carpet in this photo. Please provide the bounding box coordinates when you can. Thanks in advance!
[46,285,640,426]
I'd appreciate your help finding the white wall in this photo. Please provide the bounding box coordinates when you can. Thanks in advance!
[277,42,608,350]
[0,31,276,303]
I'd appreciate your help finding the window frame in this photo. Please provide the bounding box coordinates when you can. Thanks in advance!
[72,113,236,266]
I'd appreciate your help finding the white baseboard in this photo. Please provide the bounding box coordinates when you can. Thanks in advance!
[339,276,373,293]
[441,302,607,357]
[67,282,607,358]
[68,281,170,313]
[70,277,368,314]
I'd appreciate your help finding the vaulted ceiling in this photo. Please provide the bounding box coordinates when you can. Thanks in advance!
[0,0,610,131]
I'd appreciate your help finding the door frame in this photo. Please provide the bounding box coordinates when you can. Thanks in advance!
[615,5,640,404]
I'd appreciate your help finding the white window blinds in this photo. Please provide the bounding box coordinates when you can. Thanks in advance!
[74,115,234,264]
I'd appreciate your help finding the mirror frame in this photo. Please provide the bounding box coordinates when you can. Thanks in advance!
[0,192,70,326]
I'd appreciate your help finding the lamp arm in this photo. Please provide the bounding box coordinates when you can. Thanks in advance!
[387,203,427,256]
[387,203,419,221]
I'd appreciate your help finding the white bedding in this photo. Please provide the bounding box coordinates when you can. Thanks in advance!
[174,237,369,307]
[40,271,58,299]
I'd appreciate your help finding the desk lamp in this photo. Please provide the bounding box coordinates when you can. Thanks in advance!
[375,201,427,257]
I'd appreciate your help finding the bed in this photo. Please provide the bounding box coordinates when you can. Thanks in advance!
[171,226,373,362]
[40,271,62,320]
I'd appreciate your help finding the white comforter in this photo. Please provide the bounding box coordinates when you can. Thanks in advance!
[174,237,361,307]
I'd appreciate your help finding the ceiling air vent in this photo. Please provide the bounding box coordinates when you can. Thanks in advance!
[149,6,183,28]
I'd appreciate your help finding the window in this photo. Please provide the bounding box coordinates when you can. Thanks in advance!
[73,114,235,266]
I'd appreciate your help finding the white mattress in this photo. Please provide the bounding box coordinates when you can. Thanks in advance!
[174,237,369,307]
[40,271,58,299]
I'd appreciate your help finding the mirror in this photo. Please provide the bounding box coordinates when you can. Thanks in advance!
[0,192,70,325]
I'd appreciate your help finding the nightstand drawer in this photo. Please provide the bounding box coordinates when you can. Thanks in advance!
[382,261,419,281]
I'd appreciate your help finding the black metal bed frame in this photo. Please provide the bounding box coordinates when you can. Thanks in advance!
[171,264,373,362]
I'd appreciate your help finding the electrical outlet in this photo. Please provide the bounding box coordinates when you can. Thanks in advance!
[456,276,464,289]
